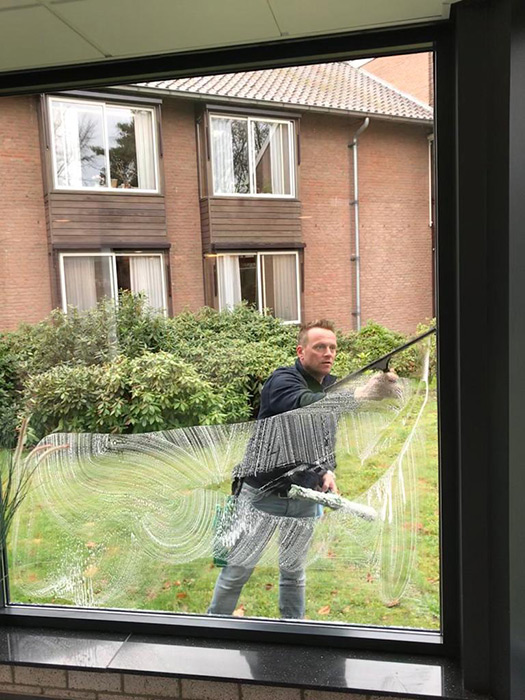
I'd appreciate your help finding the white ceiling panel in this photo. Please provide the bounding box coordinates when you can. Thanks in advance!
[0,0,462,75]
[269,0,459,36]
[0,3,102,71]
[50,0,281,57]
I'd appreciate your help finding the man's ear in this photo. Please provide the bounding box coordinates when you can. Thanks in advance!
[296,344,304,360]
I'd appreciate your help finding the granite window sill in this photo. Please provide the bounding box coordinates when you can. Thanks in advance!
[0,626,487,700]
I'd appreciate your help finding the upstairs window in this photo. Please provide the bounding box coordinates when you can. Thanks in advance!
[210,115,295,197]
[217,251,300,323]
[49,97,159,192]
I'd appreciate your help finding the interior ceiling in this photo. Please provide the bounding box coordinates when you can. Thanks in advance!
[0,0,461,74]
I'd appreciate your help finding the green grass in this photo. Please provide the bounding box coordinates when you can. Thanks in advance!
[5,387,439,630]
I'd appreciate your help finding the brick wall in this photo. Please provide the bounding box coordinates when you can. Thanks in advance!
[162,101,205,313]
[358,121,433,333]
[0,96,52,331]
[0,664,411,700]
[364,53,433,107]
[300,112,433,334]
[300,113,354,331]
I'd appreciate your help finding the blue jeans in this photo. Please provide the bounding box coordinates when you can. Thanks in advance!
[208,484,318,619]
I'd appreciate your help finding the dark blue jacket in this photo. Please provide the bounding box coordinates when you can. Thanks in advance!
[243,359,337,490]
[257,358,337,419]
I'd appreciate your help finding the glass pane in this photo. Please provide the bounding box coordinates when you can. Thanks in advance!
[239,256,258,306]
[62,256,114,311]
[262,254,298,321]
[107,107,156,190]
[52,100,106,188]
[211,117,249,194]
[253,121,292,195]
[116,256,166,311]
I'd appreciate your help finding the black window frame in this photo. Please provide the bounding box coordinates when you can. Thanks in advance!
[2,10,513,696]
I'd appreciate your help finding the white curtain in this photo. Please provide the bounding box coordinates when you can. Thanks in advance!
[63,256,97,311]
[211,119,235,194]
[134,110,156,190]
[57,103,82,188]
[129,256,165,311]
[270,124,285,194]
[218,255,241,310]
[270,254,297,321]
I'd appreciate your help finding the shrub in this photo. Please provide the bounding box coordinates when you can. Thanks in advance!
[25,352,225,438]
[0,338,21,447]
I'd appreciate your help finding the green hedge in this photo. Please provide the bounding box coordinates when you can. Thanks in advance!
[0,293,435,444]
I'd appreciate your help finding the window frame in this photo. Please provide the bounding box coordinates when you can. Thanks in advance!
[0,20,467,674]
[48,96,161,194]
[209,113,296,199]
[216,250,301,323]
[58,251,168,314]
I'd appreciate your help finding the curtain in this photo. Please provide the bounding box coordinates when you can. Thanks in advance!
[211,119,235,194]
[58,103,82,188]
[129,256,165,311]
[270,254,297,321]
[270,124,285,194]
[217,255,241,310]
[134,110,156,190]
[63,256,97,311]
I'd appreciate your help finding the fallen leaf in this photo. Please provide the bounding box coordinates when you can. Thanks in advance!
[233,605,245,617]
[85,541,97,549]
[386,599,400,608]
[162,581,171,590]
[317,605,331,615]
[176,592,187,599]
[366,572,374,583]
[327,550,336,559]
[330,589,338,596]
[173,580,181,586]
[264,583,273,590]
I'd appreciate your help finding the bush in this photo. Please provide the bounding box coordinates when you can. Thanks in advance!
[3,296,436,442]
[0,338,21,447]
[25,353,225,438]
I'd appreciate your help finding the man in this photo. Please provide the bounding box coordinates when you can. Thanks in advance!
[208,320,340,619]
[209,319,399,619]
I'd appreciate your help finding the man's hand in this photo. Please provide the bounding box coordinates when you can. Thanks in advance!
[354,370,402,401]
[321,470,338,493]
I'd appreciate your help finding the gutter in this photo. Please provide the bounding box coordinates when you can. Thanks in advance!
[349,117,370,332]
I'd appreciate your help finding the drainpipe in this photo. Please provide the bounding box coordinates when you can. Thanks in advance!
[349,117,369,331]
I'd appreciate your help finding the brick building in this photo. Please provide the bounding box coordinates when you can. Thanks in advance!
[0,59,433,333]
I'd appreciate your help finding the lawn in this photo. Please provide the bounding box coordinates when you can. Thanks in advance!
[6,383,440,630]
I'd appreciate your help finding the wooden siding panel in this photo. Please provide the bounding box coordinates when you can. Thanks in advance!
[205,198,303,249]
[47,192,168,247]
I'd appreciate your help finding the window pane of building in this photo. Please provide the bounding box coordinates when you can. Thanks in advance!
[211,117,249,194]
[261,253,298,321]
[62,255,114,311]
[253,121,292,195]
[239,255,258,306]
[52,101,105,188]
[116,255,166,311]
[107,107,156,190]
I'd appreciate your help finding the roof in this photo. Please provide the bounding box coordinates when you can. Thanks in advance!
[141,62,433,123]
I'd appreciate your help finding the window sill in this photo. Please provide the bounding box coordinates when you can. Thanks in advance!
[0,624,486,700]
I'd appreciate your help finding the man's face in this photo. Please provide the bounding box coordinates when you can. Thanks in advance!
[297,327,337,380]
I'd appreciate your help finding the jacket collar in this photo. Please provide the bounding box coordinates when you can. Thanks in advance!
[295,358,336,390]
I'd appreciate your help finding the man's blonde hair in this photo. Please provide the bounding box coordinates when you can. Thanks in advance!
[297,319,336,346]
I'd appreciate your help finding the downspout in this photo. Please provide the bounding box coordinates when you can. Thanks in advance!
[349,117,369,331]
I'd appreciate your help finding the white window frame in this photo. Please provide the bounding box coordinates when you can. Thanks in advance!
[216,250,301,324]
[48,96,160,194]
[59,252,168,315]
[209,114,296,199]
